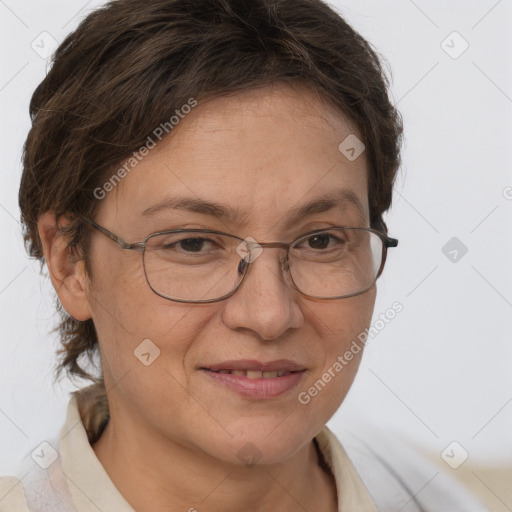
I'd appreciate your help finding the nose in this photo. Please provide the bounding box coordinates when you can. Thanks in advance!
[221,247,304,341]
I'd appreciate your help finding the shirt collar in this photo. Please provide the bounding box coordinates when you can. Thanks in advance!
[315,425,378,511]
[59,394,134,511]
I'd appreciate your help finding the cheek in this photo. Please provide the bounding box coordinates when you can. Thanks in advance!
[298,287,376,411]
[88,245,159,332]
[87,248,215,381]
[90,243,217,335]
[308,286,376,354]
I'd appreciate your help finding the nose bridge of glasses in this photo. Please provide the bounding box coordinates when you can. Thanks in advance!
[236,239,294,296]
[238,238,291,264]
[256,241,290,250]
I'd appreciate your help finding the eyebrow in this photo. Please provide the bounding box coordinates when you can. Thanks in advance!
[141,189,368,228]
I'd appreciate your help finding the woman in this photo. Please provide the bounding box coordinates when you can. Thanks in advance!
[0,0,488,510]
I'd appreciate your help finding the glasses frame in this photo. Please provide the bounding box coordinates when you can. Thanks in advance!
[76,213,398,303]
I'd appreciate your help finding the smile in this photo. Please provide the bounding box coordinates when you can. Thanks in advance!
[211,369,294,378]
[200,361,307,399]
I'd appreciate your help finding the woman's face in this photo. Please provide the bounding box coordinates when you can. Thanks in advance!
[86,83,376,465]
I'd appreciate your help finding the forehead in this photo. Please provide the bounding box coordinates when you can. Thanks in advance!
[100,82,369,230]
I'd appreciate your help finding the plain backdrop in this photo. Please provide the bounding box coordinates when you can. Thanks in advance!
[1,0,511,476]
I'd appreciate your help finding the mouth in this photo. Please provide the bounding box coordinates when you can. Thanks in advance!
[201,359,306,375]
[207,369,297,378]
[199,360,307,399]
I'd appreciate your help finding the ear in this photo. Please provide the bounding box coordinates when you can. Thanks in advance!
[38,211,92,321]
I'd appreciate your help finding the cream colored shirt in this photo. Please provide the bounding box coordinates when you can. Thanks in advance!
[0,394,378,511]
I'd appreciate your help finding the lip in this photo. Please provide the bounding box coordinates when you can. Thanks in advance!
[203,359,306,373]
[199,359,307,400]
[201,369,306,399]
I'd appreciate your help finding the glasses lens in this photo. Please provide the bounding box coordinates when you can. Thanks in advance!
[142,228,384,302]
[143,231,245,302]
[289,228,383,299]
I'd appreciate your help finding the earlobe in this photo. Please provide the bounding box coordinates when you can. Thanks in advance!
[38,211,92,321]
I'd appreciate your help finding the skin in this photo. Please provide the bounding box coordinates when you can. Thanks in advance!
[38,82,377,512]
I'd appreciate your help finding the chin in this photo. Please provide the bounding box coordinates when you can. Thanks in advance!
[198,416,316,466]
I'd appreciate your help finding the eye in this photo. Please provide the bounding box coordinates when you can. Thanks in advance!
[297,232,347,250]
[306,233,332,249]
[176,237,210,252]
[159,236,222,254]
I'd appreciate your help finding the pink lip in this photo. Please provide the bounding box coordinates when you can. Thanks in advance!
[201,369,306,399]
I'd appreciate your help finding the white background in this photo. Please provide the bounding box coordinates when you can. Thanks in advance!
[0,0,511,478]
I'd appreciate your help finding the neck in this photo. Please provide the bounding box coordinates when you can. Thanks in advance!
[92,412,338,512]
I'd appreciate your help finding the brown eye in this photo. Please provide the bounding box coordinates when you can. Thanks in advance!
[307,234,331,249]
[300,233,347,251]
[178,238,207,252]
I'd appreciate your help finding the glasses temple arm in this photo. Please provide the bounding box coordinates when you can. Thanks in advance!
[73,212,143,251]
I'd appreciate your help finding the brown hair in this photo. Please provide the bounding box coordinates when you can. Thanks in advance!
[19,0,403,443]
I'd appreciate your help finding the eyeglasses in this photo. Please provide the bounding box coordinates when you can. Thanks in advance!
[77,214,398,303]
